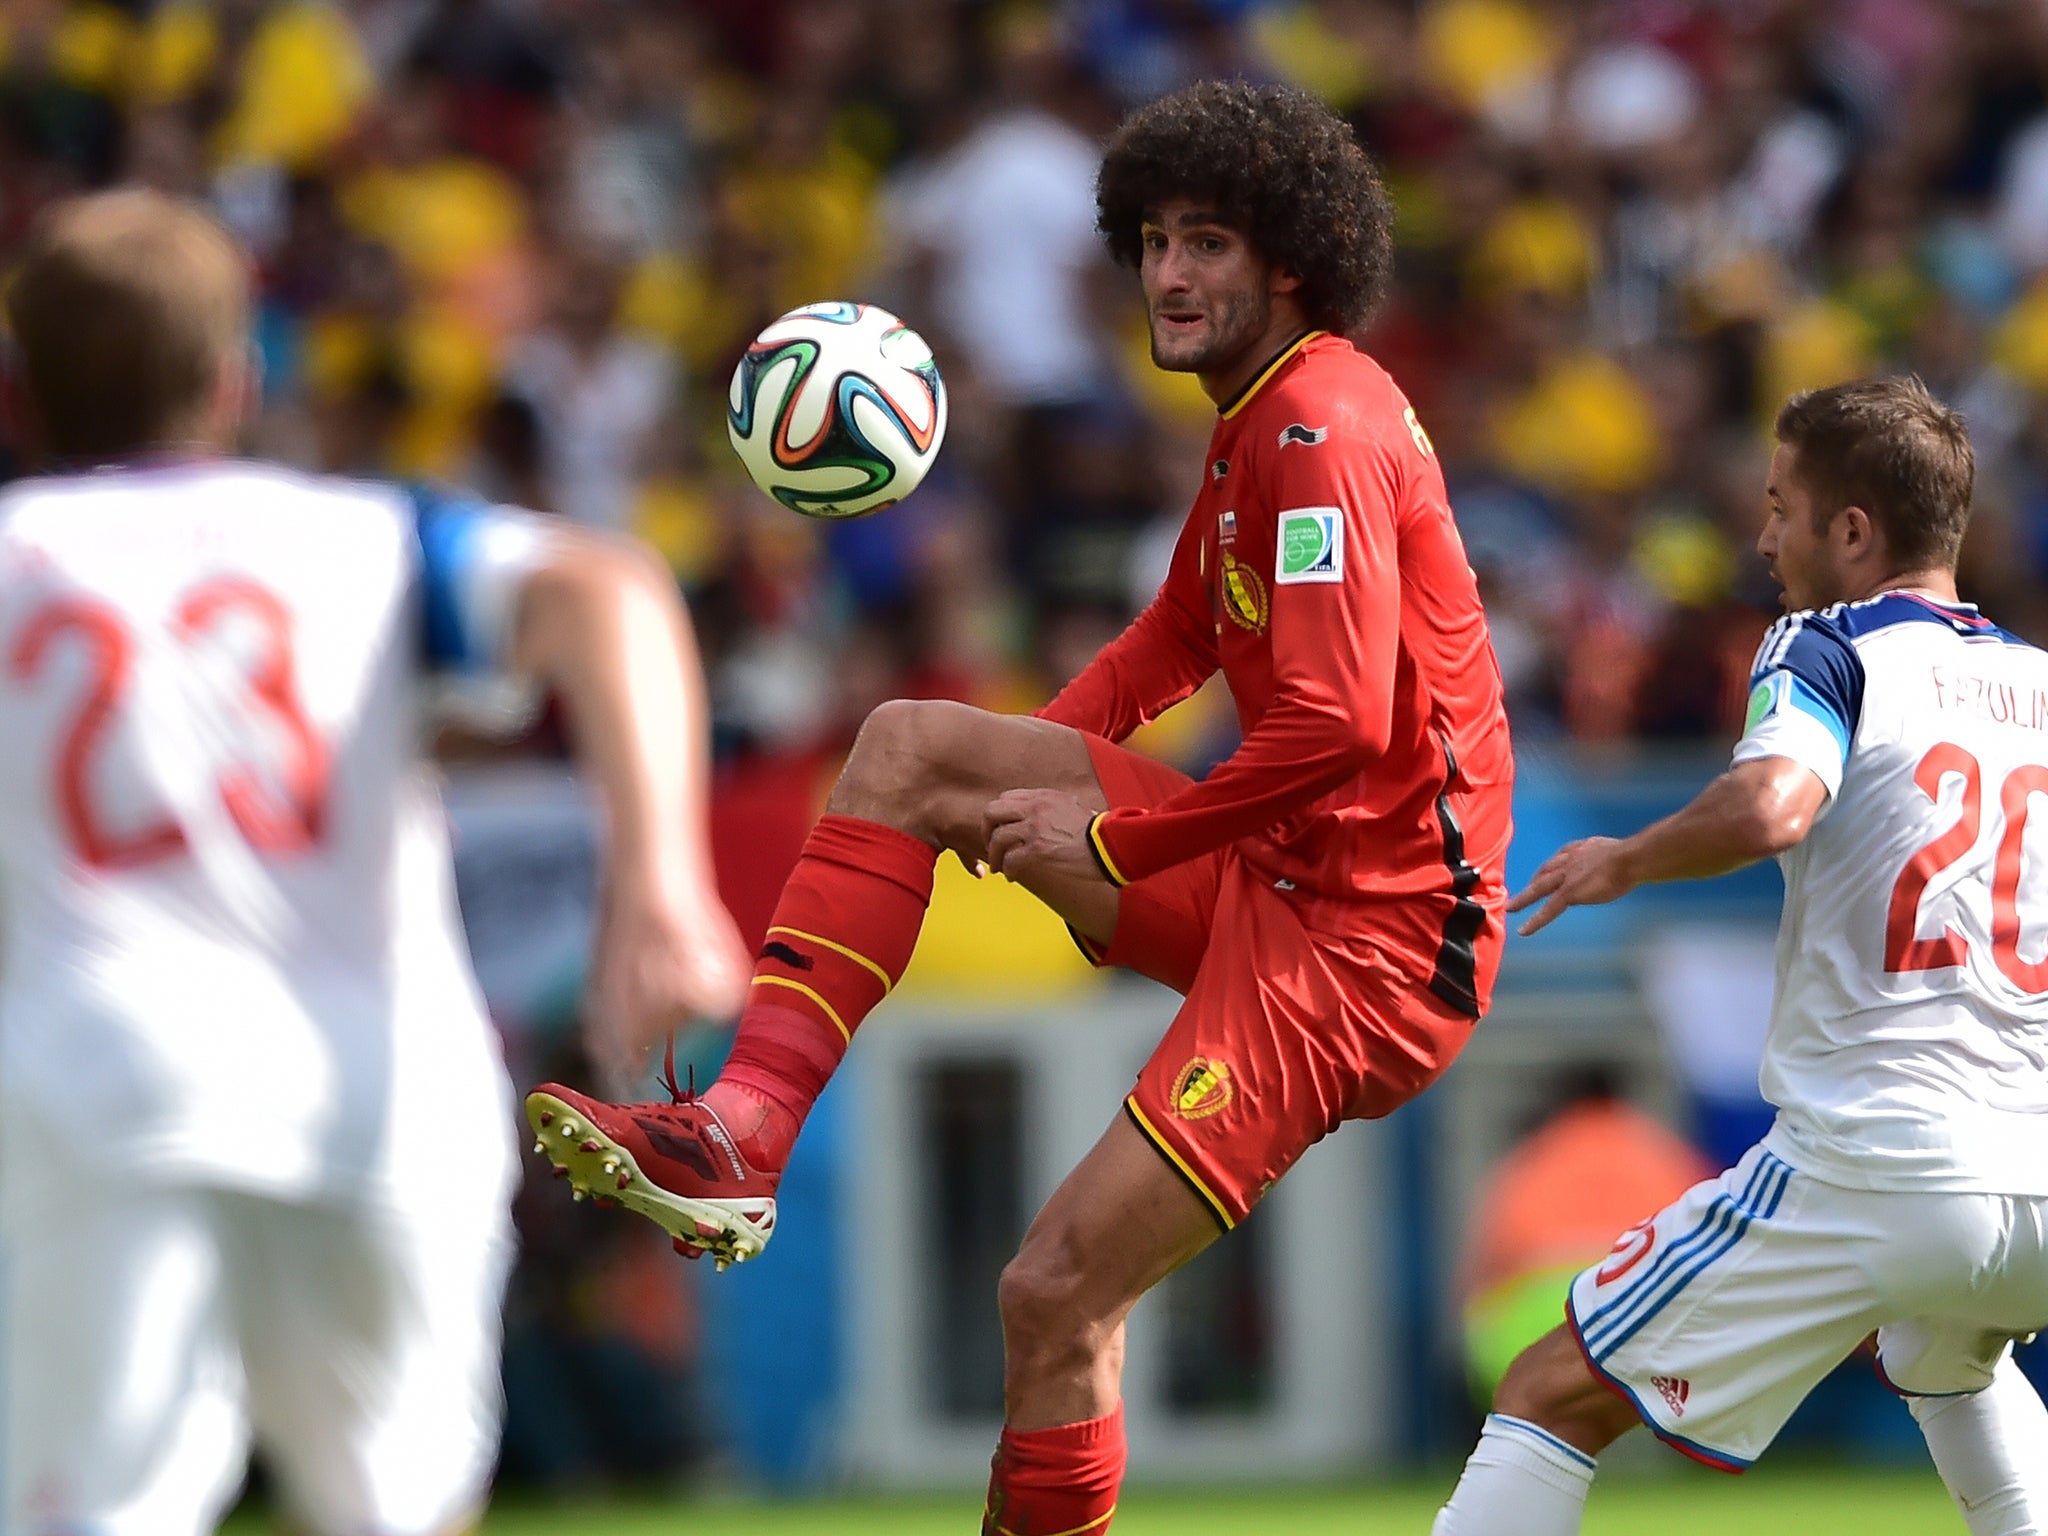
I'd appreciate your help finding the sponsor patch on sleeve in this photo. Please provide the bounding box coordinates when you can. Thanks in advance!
[1745,674,1780,734]
[1745,667,1851,760]
[1274,507,1344,584]
[1731,665,1850,797]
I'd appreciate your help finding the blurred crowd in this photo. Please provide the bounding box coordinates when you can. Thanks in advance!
[18,0,2048,765]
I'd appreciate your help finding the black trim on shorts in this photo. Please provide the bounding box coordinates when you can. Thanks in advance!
[1124,1100,1234,1234]
[1427,734,1486,1018]
[1065,922,1109,968]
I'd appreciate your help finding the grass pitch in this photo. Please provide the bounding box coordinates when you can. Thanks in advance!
[228,1465,1955,1534]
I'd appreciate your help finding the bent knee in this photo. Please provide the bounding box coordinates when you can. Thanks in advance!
[845,699,978,787]
[1494,1328,1599,1422]
[836,700,1001,834]
[998,1238,1116,1356]
[997,1242,1082,1333]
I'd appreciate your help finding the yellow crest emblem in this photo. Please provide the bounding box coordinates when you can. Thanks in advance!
[1220,551,1267,633]
[1171,1056,1235,1120]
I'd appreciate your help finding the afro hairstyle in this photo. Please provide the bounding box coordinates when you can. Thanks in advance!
[1096,80,1394,336]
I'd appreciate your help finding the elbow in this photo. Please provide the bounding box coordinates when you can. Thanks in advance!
[515,529,679,667]
[1292,698,1385,777]
[1262,690,1386,784]
[1756,809,1812,857]
[1303,719,1384,788]
[589,529,677,598]
[538,529,676,613]
[1744,792,1814,857]
[1342,709,1391,765]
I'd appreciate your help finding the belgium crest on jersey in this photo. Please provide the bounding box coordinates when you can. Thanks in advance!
[1220,550,1267,633]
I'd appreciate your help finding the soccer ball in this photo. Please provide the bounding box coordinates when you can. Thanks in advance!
[726,301,947,519]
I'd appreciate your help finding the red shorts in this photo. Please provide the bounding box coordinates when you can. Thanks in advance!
[1084,735,1481,1230]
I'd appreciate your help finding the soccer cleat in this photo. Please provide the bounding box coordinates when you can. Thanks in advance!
[524,1063,778,1271]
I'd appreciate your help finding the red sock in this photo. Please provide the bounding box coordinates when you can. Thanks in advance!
[710,814,936,1169]
[982,1405,1126,1536]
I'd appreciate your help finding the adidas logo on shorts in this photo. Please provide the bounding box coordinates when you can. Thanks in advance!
[1652,1375,1691,1417]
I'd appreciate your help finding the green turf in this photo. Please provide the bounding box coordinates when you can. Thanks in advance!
[227,1465,1958,1534]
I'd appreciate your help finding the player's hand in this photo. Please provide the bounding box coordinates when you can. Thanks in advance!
[982,788,1106,887]
[584,878,750,1095]
[1508,837,1639,936]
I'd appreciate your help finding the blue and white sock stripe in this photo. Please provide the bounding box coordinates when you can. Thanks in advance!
[1579,1153,1794,1359]
[1491,1413,1598,1473]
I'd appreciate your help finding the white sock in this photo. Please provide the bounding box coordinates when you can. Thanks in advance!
[1912,1356,2048,1536]
[1432,1413,1598,1536]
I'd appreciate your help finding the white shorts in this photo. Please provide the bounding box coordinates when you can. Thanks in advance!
[1567,1142,2048,1470]
[2,1175,514,1536]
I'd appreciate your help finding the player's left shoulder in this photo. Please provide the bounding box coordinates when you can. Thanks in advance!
[1257,336,1430,461]
[1752,603,1870,683]
[192,459,416,538]
[1829,590,2039,654]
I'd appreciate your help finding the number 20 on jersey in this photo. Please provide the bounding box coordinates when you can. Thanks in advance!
[1887,742,2048,994]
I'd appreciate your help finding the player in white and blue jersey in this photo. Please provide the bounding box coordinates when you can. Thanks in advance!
[1435,376,2048,1536]
[0,192,748,1535]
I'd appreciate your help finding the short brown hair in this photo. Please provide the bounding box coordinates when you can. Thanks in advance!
[1774,375,1974,572]
[1096,81,1394,336]
[4,190,249,461]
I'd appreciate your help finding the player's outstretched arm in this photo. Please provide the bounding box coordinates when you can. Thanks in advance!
[511,528,750,1087]
[1509,755,1827,936]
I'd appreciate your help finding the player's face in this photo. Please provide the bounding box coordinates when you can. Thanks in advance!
[1758,444,1840,611]
[1139,202,1278,383]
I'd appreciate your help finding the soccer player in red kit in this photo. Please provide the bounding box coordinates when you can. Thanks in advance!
[528,81,1512,1533]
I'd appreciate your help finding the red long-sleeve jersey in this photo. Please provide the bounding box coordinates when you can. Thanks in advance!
[1037,332,1513,1014]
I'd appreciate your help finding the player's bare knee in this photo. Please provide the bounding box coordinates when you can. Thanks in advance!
[1491,1353,1556,1424]
[997,1242,1114,1365]
[1493,1329,1586,1424]
[831,699,992,840]
[1493,1327,1635,1452]
[996,1245,1076,1335]
[832,700,944,828]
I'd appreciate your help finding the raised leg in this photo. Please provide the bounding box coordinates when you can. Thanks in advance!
[826,698,1119,937]
[528,702,1134,1266]
[714,701,1118,1165]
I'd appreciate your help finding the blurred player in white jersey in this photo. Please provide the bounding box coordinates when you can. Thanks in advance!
[0,191,748,1535]
[1435,376,2048,1536]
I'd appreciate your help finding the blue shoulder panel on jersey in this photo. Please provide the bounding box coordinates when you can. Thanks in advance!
[406,481,492,669]
[1830,591,2036,650]
[1751,609,1865,747]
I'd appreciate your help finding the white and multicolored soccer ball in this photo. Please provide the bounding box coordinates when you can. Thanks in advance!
[726,302,947,519]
